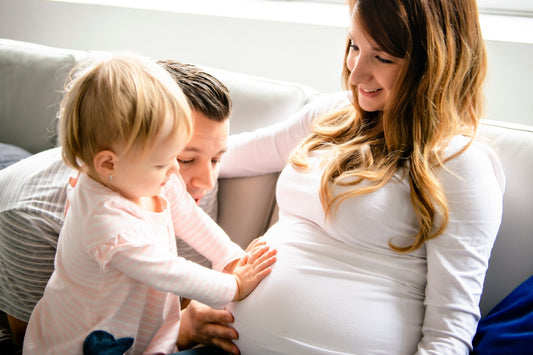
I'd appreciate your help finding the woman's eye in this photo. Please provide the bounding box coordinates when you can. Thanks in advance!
[349,42,359,51]
[177,158,193,165]
[376,55,393,64]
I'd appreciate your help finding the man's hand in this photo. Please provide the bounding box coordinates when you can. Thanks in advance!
[178,300,240,355]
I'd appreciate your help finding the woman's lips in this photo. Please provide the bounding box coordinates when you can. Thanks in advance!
[359,87,382,98]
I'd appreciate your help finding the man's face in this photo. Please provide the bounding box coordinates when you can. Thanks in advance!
[178,111,229,205]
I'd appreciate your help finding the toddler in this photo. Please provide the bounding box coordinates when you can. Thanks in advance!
[23,55,276,354]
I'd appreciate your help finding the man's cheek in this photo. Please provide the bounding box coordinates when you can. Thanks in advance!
[213,164,221,179]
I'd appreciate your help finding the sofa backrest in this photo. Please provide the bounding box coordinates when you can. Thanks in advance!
[477,120,533,316]
[0,38,318,151]
[205,67,319,135]
[0,39,82,153]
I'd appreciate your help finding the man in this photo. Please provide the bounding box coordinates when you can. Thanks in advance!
[0,60,239,355]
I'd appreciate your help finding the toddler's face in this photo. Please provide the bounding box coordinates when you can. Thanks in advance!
[110,113,184,205]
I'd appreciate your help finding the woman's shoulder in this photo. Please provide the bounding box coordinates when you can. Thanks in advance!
[304,91,352,115]
[442,135,505,192]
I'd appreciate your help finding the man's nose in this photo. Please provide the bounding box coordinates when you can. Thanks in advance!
[193,163,216,191]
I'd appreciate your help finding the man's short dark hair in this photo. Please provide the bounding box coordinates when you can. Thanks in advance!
[157,60,232,122]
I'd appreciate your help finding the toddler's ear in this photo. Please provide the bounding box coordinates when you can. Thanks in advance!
[93,150,116,177]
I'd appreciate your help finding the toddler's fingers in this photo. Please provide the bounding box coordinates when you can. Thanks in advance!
[253,247,277,263]
[253,249,277,270]
[247,245,270,264]
[239,253,249,265]
[246,238,266,252]
[252,267,273,282]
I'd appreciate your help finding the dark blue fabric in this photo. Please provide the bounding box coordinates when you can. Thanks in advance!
[82,330,225,355]
[472,275,533,354]
[83,330,133,355]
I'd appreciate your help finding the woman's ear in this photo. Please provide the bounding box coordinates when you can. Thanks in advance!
[93,150,117,178]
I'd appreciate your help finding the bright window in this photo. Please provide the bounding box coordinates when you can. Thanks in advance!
[282,0,533,17]
[479,0,533,16]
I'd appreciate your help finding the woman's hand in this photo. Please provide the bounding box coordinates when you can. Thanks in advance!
[178,300,240,355]
[232,244,277,301]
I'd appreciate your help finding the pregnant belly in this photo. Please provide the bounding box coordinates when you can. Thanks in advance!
[227,221,424,355]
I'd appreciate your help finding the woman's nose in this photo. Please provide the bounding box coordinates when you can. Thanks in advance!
[349,55,371,85]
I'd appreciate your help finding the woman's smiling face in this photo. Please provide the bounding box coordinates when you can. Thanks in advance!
[346,18,405,113]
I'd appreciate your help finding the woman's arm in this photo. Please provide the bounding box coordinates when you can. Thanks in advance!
[417,140,505,354]
[220,92,351,178]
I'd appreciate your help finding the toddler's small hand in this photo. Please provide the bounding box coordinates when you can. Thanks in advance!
[232,245,277,301]
[245,237,266,253]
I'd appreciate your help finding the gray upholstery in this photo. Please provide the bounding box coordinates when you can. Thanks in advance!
[0,143,31,170]
[0,39,82,153]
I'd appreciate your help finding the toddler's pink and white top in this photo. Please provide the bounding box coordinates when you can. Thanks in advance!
[24,173,243,354]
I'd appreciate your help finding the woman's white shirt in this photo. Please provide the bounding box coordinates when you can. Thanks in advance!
[225,92,505,354]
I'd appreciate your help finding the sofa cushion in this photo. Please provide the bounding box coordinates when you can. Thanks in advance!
[0,39,83,153]
[217,173,279,249]
[0,143,31,170]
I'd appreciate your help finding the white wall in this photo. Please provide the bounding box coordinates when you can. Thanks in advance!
[1,0,532,126]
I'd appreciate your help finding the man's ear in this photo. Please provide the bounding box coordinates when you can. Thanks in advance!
[93,150,117,178]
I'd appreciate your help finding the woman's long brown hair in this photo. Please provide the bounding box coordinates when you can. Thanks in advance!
[291,0,487,252]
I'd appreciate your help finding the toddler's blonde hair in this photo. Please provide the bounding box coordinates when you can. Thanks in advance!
[59,54,192,172]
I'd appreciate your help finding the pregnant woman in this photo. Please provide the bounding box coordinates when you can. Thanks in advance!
[225,0,505,353]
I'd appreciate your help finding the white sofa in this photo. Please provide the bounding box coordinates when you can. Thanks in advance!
[0,38,532,320]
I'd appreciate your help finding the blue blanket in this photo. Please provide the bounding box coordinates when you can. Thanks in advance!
[472,274,533,354]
